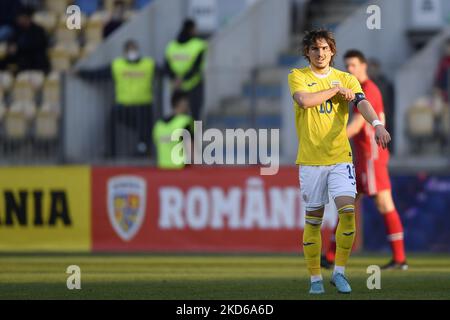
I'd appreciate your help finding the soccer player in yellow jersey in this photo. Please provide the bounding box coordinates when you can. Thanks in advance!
[288,30,391,294]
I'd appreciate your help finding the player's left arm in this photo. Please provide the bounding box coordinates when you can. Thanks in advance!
[347,75,391,149]
[355,99,391,149]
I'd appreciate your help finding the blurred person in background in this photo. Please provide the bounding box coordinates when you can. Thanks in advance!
[165,19,207,121]
[77,39,156,158]
[1,6,49,73]
[0,0,22,42]
[103,0,127,38]
[153,90,194,169]
[323,50,407,271]
[368,58,395,153]
[434,38,450,103]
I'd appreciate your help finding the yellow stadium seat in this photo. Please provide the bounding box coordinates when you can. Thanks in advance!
[0,42,7,60]
[35,108,60,140]
[16,71,45,91]
[53,40,81,60]
[104,0,133,12]
[42,72,61,105]
[48,46,72,72]
[0,71,14,91]
[85,19,104,43]
[12,82,35,103]
[55,25,79,43]
[407,98,434,138]
[41,101,61,117]
[10,100,37,121]
[32,11,58,33]
[5,107,28,140]
[90,10,110,24]
[45,0,72,14]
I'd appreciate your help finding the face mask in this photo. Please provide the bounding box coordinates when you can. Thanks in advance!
[126,50,140,61]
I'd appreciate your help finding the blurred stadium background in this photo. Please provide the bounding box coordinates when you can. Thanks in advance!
[0,0,450,299]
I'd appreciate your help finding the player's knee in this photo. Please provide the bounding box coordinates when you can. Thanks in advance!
[305,205,325,219]
[337,205,356,231]
[338,204,355,216]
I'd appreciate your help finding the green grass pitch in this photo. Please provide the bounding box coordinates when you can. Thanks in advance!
[0,254,449,299]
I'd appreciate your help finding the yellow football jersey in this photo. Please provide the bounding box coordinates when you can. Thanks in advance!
[288,66,364,165]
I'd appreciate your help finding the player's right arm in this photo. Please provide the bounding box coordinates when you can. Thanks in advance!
[293,87,340,109]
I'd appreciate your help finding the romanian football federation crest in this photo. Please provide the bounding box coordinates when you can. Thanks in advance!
[107,176,147,241]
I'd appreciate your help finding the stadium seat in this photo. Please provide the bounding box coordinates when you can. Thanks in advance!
[12,82,35,103]
[57,40,81,60]
[34,108,60,140]
[10,101,37,121]
[40,101,61,117]
[407,100,434,138]
[75,0,101,16]
[45,0,72,14]
[32,11,58,33]
[48,46,72,72]
[0,42,7,60]
[0,71,14,92]
[4,105,29,140]
[16,71,45,91]
[42,72,61,105]
[104,0,133,12]
[407,98,435,153]
[85,15,105,43]
[55,24,79,44]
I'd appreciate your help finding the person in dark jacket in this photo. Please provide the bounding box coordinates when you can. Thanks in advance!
[103,0,126,38]
[5,7,50,73]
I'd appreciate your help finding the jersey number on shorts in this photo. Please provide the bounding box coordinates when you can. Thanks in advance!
[319,99,333,114]
[347,164,356,185]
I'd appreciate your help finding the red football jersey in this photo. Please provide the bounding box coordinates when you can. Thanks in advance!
[352,79,390,163]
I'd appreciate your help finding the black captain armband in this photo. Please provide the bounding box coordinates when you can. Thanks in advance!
[353,92,366,105]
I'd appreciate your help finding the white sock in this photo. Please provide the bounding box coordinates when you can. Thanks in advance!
[311,275,323,283]
[333,266,345,275]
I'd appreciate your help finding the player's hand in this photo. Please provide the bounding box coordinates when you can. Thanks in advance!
[337,87,355,101]
[374,125,391,149]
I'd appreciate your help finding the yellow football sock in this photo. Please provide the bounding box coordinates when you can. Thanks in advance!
[303,215,323,276]
[335,205,356,268]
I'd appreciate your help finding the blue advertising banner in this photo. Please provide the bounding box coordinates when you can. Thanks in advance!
[363,174,450,252]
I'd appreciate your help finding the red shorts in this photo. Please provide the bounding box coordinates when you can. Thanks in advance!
[355,158,391,196]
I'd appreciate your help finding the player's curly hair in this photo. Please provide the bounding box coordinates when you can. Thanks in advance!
[302,29,337,66]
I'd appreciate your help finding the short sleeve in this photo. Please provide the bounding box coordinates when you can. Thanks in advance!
[347,74,364,95]
[288,69,308,96]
